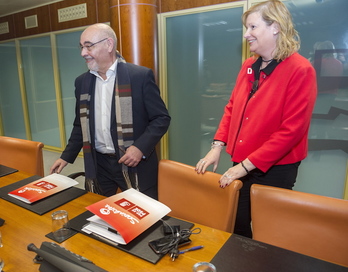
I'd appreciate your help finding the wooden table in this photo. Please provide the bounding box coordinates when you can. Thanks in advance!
[0,171,230,272]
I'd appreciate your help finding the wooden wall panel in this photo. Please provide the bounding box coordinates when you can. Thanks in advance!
[0,15,16,40]
[96,0,110,23]
[50,0,98,31]
[13,6,51,38]
[158,0,238,13]
[0,0,239,41]
[0,0,110,41]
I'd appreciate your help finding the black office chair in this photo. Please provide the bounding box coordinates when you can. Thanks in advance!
[68,172,103,195]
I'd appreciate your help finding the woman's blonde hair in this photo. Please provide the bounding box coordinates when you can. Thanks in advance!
[242,0,300,61]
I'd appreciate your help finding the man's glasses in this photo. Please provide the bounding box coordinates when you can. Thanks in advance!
[79,37,108,51]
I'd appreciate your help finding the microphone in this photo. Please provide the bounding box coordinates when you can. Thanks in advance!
[27,243,91,272]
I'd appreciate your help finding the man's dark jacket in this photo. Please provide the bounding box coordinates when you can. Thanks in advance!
[61,63,171,191]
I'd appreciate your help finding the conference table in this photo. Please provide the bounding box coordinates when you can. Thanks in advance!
[0,171,230,272]
[1,171,347,272]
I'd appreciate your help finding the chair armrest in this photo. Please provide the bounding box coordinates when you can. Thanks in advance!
[68,172,85,179]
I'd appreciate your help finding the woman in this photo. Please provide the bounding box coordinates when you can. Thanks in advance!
[195,0,317,238]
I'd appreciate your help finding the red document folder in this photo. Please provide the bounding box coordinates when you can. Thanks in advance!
[8,173,78,204]
[84,188,171,244]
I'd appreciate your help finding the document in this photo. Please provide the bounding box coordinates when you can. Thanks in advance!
[82,188,171,244]
[8,173,78,204]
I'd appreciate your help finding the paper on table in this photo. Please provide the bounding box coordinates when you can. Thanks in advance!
[82,215,126,244]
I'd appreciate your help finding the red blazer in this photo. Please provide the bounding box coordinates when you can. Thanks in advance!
[214,53,317,172]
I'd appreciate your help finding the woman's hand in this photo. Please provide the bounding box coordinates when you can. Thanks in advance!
[219,159,255,188]
[195,147,222,174]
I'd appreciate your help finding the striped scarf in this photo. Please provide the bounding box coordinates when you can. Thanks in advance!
[80,52,138,194]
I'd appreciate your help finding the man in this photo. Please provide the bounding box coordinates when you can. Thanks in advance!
[50,23,170,199]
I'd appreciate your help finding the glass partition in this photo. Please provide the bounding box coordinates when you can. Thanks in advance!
[282,0,348,198]
[160,3,246,170]
[0,29,86,149]
[19,36,60,146]
[0,41,26,139]
[56,30,86,144]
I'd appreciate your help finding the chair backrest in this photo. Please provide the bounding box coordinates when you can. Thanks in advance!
[0,136,44,176]
[250,184,348,267]
[158,159,242,233]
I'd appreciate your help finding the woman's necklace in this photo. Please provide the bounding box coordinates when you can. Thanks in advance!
[261,58,273,63]
[260,58,273,69]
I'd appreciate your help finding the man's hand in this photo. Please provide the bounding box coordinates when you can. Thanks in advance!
[118,146,143,167]
[50,158,68,174]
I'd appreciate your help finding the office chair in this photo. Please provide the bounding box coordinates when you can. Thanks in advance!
[68,172,118,195]
[0,136,44,176]
[250,184,348,267]
[158,159,243,233]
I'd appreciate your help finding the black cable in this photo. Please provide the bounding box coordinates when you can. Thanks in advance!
[157,220,201,260]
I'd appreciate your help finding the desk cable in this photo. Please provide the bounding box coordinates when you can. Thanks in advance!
[159,220,201,261]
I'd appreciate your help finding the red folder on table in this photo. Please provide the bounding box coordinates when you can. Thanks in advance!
[8,173,78,204]
[83,188,171,244]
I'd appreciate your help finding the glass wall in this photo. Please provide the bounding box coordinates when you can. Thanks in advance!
[0,41,26,139]
[0,28,87,149]
[160,2,246,169]
[283,0,348,198]
[56,30,86,143]
[159,0,348,199]
[20,36,60,146]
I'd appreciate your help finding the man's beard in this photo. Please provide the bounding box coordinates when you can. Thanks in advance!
[87,62,99,72]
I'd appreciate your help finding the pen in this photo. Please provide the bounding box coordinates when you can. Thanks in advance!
[179,245,204,254]
[107,227,119,235]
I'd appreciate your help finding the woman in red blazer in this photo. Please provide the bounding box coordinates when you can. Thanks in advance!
[195,0,317,238]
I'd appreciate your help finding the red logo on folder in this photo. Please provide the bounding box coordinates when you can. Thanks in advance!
[115,198,135,209]
[33,181,57,191]
[129,206,149,219]
[115,198,149,220]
